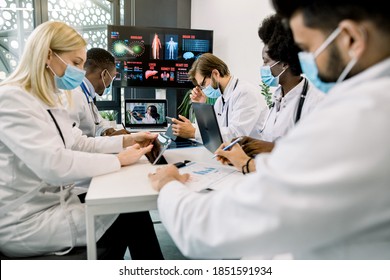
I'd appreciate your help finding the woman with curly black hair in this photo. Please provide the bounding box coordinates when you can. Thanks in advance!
[257,13,325,143]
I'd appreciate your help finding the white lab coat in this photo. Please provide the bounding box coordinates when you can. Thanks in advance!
[157,58,390,259]
[260,78,325,142]
[0,86,124,257]
[67,79,111,137]
[195,76,269,142]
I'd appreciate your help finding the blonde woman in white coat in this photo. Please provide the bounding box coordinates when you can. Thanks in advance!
[0,21,163,259]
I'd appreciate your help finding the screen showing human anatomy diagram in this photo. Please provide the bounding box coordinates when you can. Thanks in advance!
[108,25,213,89]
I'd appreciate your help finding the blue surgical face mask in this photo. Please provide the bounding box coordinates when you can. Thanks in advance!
[202,79,221,99]
[103,84,112,96]
[298,27,342,93]
[260,61,287,87]
[102,70,114,96]
[49,53,86,90]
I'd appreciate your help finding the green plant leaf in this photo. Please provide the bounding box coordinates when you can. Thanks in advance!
[177,90,217,123]
[260,82,273,108]
[100,110,118,121]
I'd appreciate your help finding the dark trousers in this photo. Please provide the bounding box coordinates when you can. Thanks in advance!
[79,193,164,260]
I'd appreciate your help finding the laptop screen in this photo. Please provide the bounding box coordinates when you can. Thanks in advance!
[192,103,223,153]
[125,99,168,129]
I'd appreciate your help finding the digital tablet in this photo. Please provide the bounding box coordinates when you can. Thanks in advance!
[152,133,172,165]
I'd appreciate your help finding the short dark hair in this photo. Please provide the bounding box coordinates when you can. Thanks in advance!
[84,48,115,72]
[258,14,302,76]
[272,0,390,33]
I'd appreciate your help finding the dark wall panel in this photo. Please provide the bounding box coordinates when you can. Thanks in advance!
[124,0,192,117]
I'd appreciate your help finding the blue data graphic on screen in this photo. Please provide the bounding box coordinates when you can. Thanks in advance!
[107,25,213,89]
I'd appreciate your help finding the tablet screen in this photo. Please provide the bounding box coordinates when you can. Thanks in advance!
[153,133,172,165]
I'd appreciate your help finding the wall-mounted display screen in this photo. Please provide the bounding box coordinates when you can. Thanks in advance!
[108,25,213,89]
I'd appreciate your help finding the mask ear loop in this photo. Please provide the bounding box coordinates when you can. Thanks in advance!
[101,69,109,89]
[277,65,289,78]
[336,51,358,83]
[336,26,366,83]
[314,27,342,58]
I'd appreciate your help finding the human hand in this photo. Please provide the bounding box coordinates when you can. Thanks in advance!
[238,136,275,157]
[172,115,195,138]
[117,143,153,166]
[190,86,207,103]
[144,136,162,164]
[105,128,130,136]
[214,141,251,171]
[123,132,158,148]
[148,165,190,192]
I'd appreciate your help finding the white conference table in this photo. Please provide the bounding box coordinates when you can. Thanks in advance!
[85,145,242,259]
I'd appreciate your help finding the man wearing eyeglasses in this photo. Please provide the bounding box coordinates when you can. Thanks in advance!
[172,53,269,142]
[67,48,129,137]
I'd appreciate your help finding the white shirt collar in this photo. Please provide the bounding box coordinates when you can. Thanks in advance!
[83,78,97,99]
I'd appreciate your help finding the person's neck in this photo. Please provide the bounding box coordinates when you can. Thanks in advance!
[280,75,302,97]
[219,75,232,94]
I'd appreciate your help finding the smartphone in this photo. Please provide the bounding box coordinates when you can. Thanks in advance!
[165,116,174,123]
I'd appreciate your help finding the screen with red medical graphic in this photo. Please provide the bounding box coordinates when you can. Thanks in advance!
[108,25,213,89]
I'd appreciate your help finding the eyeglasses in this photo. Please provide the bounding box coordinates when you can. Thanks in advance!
[199,76,210,89]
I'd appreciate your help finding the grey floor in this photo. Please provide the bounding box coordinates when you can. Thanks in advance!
[124,210,189,260]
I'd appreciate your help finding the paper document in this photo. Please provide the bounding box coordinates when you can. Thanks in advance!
[178,162,239,192]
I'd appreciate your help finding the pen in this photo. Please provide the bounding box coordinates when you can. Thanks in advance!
[212,137,243,159]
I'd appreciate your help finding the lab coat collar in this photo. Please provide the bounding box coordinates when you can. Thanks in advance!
[82,78,97,99]
[221,75,237,103]
[273,78,307,103]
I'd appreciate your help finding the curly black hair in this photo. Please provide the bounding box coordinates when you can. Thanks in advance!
[258,14,302,76]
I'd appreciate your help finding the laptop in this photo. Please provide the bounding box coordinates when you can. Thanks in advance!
[124,99,168,132]
[192,102,223,153]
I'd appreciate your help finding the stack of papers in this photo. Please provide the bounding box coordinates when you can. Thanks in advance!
[178,162,240,192]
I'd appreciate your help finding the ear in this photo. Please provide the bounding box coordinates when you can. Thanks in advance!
[281,62,289,69]
[211,69,220,79]
[46,49,53,66]
[338,20,366,59]
[100,68,107,78]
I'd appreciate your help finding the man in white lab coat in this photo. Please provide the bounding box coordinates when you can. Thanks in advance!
[67,48,128,137]
[148,0,390,259]
[171,53,269,142]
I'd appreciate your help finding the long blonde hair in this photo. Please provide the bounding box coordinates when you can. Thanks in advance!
[0,21,87,106]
